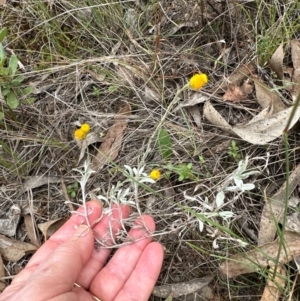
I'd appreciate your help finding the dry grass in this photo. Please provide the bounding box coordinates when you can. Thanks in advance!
[1,0,300,300]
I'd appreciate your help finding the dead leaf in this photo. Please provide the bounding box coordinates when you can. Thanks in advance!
[0,234,37,262]
[212,63,256,93]
[233,105,300,144]
[219,231,300,278]
[223,84,247,102]
[92,104,131,170]
[253,78,286,113]
[24,214,41,247]
[38,218,65,239]
[22,176,62,192]
[0,0,6,5]
[0,256,6,293]
[241,81,254,95]
[261,264,286,301]
[174,93,208,112]
[186,106,202,128]
[204,101,300,145]
[269,42,284,80]
[153,275,214,298]
[291,40,300,101]
[77,132,104,163]
[0,205,21,237]
[203,101,235,134]
[258,164,300,246]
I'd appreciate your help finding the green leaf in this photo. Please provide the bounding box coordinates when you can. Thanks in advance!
[22,97,35,105]
[11,75,25,86]
[1,87,10,96]
[0,28,7,43]
[0,43,5,65]
[8,54,18,76]
[108,85,117,92]
[22,86,33,95]
[6,91,19,109]
[0,66,9,76]
[158,128,172,159]
[70,191,76,198]
[0,111,4,120]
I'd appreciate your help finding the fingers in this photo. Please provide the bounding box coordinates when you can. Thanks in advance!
[89,215,160,301]
[11,200,103,285]
[114,242,164,301]
[8,224,95,300]
[76,204,131,288]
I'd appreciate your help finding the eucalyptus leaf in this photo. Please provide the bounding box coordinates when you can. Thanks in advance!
[8,54,18,76]
[6,91,19,109]
[0,28,7,43]
[158,128,172,159]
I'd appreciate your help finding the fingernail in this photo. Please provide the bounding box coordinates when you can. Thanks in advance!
[73,224,90,237]
[87,205,94,215]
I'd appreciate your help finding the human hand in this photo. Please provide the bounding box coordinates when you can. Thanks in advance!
[0,201,164,301]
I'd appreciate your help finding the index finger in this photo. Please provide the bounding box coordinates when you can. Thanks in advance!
[12,200,103,284]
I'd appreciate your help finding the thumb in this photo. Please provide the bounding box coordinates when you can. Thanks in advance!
[15,225,95,300]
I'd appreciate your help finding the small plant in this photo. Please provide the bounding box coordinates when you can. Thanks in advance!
[228,140,240,160]
[157,128,197,181]
[0,28,34,118]
[66,182,79,198]
[174,163,194,181]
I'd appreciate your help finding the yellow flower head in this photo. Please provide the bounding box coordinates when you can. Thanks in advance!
[80,123,91,134]
[149,169,161,181]
[189,73,208,90]
[74,128,87,140]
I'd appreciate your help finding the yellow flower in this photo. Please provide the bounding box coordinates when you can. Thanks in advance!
[74,128,87,140]
[80,123,91,133]
[149,169,161,181]
[189,73,208,90]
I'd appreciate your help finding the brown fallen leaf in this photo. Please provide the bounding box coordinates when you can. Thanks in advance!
[0,234,37,262]
[22,176,63,192]
[203,101,300,145]
[0,255,6,293]
[258,164,300,246]
[241,81,254,95]
[253,78,286,113]
[0,205,21,237]
[92,103,131,170]
[212,63,256,93]
[219,231,300,278]
[260,264,286,301]
[152,275,214,298]
[24,214,41,247]
[223,84,247,102]
[186,106,202,128]
[77,132,104,164]
[38,218,65,239]
[269,42,284,80]
[291,40,300,101]
[174,93,209,112]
